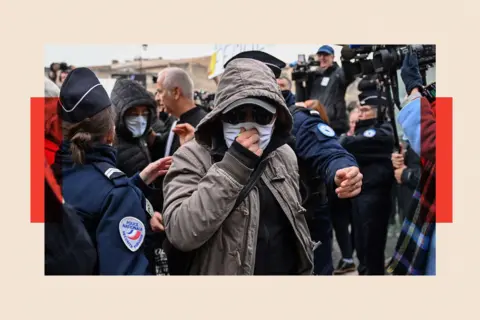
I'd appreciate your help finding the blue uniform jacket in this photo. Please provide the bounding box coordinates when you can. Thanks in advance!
[55,142,154,275]
[338,118,395,190]
[291,108,358,193]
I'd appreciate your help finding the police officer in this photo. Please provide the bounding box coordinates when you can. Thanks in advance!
[338,85,395,275]
[53,68,170,275]
[226,51,363,275]
[288,101,362,275]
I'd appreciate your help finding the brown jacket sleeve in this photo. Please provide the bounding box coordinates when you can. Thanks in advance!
[162,141,253,251]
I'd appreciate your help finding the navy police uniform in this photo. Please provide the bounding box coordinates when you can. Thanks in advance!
[289,106,358,275]
[55,68,155,275]
[338,90,395,275]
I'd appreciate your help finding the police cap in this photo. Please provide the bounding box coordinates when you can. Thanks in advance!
[58,67,111,123]
[358,90,387,107]
[223,51,286,79]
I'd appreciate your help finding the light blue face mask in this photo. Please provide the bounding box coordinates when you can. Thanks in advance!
[125,115,148,138]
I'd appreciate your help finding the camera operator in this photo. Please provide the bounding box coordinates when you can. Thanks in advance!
[309,45,349,136]
[338,80,395,275]
[387,50,436,275]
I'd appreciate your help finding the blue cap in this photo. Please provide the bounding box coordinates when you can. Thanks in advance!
[317,45,334,55]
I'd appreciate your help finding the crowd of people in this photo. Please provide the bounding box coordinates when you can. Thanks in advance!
[44,45,436,276]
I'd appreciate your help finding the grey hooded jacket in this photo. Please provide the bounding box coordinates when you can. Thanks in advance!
[162,58,314,275]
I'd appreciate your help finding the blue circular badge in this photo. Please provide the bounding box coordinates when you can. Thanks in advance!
[363,129,376,138]
[317,123,335,137]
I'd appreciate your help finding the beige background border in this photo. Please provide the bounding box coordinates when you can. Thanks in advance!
[1,0,476,318]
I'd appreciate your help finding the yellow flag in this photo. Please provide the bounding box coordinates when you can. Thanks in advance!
[208,52,217,77]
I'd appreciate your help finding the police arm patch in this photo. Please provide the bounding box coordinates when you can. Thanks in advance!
[119,216,145,252]
[317,123,335,137]
[363,129,376,138]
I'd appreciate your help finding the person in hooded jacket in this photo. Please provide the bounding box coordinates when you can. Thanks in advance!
[53,68,172,275]
[309,45,351,136]
[218,51,362,276]
[338,85,395,275]
[162,58,362,275]
[110,79,170,207]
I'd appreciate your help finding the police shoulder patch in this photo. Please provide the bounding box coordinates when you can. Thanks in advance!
[363,129,377,138]
[145,199,154,218]
[119,216,145,252]
[317,123,335,137]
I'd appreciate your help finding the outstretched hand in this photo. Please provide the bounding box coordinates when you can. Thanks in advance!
[334,166,363,198]
[172,123,195,146]
[139,156,173,185]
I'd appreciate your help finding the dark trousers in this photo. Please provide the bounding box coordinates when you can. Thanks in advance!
[389,184,399,225]
[352,189,392,275]
[330,198,354,260]
[305,198,334,275]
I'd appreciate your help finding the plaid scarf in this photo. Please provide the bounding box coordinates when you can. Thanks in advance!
[387,97,436,275]
[387,160,435,275]
[154,248,170,275]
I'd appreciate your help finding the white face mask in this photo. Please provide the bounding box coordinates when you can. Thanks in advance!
[222,121,275,150]
[125,115,148,138]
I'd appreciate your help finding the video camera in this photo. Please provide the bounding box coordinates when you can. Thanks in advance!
[340,44,436,84]
[290,54,321,102]
[341,44,436,151]
[194,90,215,112]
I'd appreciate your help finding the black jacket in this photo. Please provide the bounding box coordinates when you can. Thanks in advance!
[309,62,349,135]
[401,142,421,189]
[165,106,208,156]
[398,142,421,214]
[152,112,175,136]
[111,79,166,189]
[339,118,395,190]
[208,128,299,275]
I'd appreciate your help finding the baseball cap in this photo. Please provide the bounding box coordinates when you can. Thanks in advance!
[222,97,277,115]
[317,45,334,55]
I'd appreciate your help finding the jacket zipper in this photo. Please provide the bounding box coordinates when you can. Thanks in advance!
[241,196,251,271]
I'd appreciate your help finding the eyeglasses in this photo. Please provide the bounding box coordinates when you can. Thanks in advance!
[222,105,275,126]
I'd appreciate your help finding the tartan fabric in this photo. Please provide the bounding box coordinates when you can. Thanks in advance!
[387,97,436,275]
[154,248,170,276]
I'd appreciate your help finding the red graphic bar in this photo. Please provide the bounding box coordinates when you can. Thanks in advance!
[31,97,46,223]
[436,97,453,223]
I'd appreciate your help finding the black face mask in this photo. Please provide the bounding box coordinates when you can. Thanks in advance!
[281,90,291,99]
